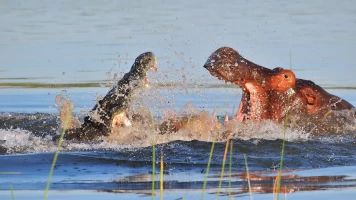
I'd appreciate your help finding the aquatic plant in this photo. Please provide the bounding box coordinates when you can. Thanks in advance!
[200,128,219,200]
[244,154,253,200]
[216,123,232,198]
[228,140,233,199]
[273,88,292,200]
[10,184,14,200]
[151,114,156,200]
[274,50,294,200]
[151,142,156,199]
[160,147,164,200]
[42,93,77,200]
[43,110,71,200]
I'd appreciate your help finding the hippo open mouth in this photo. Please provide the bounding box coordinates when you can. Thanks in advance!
[204,47,355,135]
[204,47,296,121]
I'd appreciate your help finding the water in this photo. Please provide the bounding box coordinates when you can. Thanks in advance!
[1,0,356,86]
[1,0,356,199]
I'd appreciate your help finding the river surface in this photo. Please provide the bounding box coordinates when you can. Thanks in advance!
[1,1,356,199]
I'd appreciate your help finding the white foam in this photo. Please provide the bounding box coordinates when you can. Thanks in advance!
[223,119,310,141]
[2,106,356,154]
[0,129,57,154]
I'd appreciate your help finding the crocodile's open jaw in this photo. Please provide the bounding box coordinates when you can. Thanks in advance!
[144,59,158,88]
[152,57,158,71]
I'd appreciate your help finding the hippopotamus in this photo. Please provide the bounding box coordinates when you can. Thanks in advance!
[204,47,355,134]
[62,52,158,141]
[204,47,297,121]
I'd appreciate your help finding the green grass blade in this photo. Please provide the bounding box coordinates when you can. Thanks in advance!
[200,129,219,200]
[152,143,156,199]
[42,95,78,200]
[277,89,292,200]
[151,115,156,200]
[244,154,253,200]
[42,127,66,200]
[160,147,164,200]
[216,137,231,199]
[276,49,293,199]
[228,140,233,199]
[10,184,15,200]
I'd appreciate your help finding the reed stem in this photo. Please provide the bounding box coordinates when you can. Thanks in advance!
[160,147,164,200]
[244,154,253,200]
[216,133,231,199]
[200,129,219,200]
[43,127,67,200]
[10,184,15,200]
[228,140,233,199]
[151,115,156,199]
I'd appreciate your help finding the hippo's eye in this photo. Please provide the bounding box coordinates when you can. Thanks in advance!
[284,74,289,79]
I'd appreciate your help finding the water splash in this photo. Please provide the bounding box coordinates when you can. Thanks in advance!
[1,82,356,154]
[55,90,81,133]
[0,129,56,154]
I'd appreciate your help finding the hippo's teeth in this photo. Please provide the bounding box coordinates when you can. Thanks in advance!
[287,88,295,96]
[224,113,229,124]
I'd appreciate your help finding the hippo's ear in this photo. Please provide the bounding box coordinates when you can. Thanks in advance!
[272,67,284,73]
[301,88,316,105]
